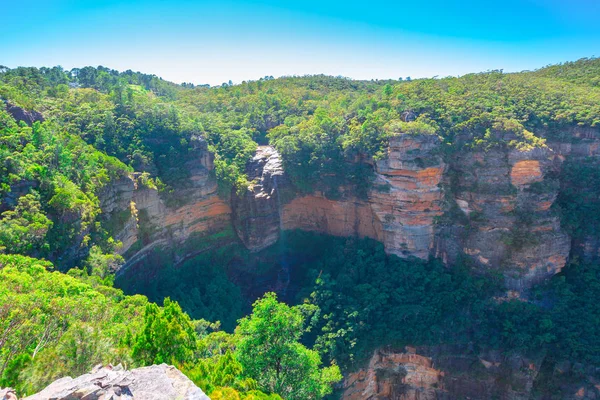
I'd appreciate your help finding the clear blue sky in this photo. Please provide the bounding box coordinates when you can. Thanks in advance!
[1,0,599,86]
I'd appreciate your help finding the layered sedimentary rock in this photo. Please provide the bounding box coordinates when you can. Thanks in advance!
[369,134,445,259]
[100,136,231,270]
[282,193,382,240]
[343,345,600,400]
[23,364,208,400]
[342,346,544,400]
[439,141,571,291]
[231,146,286,252]
[343,348,443,400]
[281,134,445,259]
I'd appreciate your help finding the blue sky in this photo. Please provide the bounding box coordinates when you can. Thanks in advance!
[1,0,599,85]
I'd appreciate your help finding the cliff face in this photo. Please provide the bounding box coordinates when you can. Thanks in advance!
[281,134,444,259]
[342,346,600,400]
[341,346,540,400]
[231,146,286,252]
[101,136,231,270]
[343,348,444,400]
[438,141,570,291]
[106,128,600,292]
[369,134,445,259]
[282,193,381,241]
[431,129,600,291]
[225,132,589,291]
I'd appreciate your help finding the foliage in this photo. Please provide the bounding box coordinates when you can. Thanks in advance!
[116,244,244,332]
[131,299,197,366]
[0,193,52,255]
[0,254,147,394]
[0,254,331,399]
[236,293,342,400]
[557,158,600,239]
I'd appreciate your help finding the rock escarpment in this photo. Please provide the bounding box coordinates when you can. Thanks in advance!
[343,348,443,400]
[342,346,600,400]
[107,127,600,293]
[21,364,208,400]
[227,131,587,291]
[231,146,287,252]
[342,346,542,400]
[437,140,570,291]
[101,136,231,271]
[281,134,445,259]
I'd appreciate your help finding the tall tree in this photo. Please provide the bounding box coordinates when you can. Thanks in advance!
[236,293,341,400]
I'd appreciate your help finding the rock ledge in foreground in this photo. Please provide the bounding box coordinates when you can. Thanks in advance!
[23,363,209,400]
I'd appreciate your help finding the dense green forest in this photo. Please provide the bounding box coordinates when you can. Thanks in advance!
[2,59,600,398]
[116,230,600,369]
[0,254,340,398]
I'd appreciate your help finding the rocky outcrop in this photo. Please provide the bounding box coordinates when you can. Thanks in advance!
[100,136,231,271]
[343,346,600,400]
[0,388,17,400]
[23,364,208,400]
[437,142,570,291]
[231,146,286,252]
[343,348,443,400]
[282,133,445,260]
[4,102,44,126]
[369,134,445,259]
[343,346,545,400]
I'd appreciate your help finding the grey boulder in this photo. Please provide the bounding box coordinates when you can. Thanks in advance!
[24,364,209,400]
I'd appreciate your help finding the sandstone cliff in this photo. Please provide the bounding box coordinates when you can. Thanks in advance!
[368,134,445,259]
[231,146,286,252]
[101,136,231,272]
[247,134,445,260]
[342,346,600,400]
[437,141,570,292]
[108,127,600,292]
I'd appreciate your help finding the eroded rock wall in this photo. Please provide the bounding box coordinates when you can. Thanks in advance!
[369,134,445,259]
[439,142,570,291]
[342,345,600,400]
[282,193,382,240]
[101,136,231,270]
[231,146,286,252]
[343,348,443,400]
[342,346,544,400]
[280,134,445,260]
[107,128,600,291]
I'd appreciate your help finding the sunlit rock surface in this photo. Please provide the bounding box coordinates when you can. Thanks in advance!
[23,364,208,400]
[231,146,286,252]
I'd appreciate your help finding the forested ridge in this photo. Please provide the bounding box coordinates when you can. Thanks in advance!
[2,59,600,398]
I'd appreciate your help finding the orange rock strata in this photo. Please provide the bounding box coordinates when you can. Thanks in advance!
[343,348,443,400]
[282,194,382,240]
